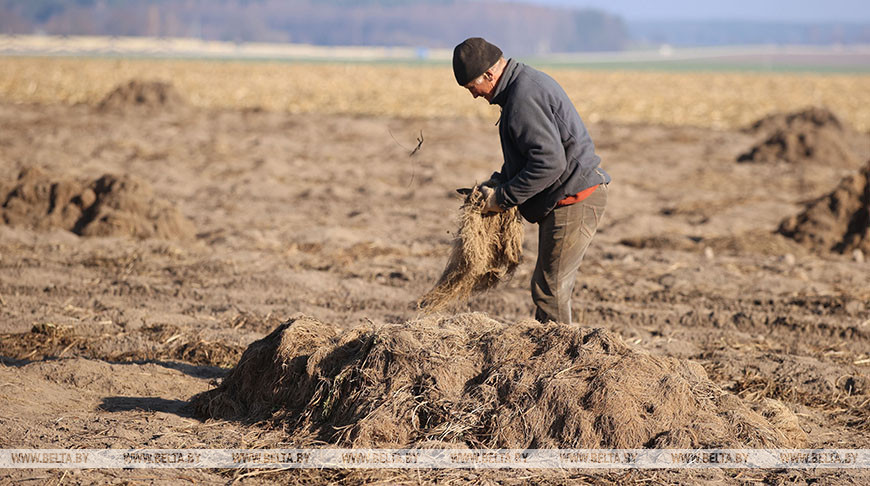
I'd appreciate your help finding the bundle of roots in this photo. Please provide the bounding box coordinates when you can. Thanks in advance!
[190,313,808,449]
[417,187,524,312]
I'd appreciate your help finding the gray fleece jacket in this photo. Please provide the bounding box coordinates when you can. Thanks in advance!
[490,59,610,223]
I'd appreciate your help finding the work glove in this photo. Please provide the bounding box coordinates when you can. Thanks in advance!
[479,185,504,214]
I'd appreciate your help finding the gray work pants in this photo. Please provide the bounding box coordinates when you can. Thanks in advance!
[531,184,607,325]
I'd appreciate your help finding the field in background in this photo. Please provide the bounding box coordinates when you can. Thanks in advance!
[1,56,869,131]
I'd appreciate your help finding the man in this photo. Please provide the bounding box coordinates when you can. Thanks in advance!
[453,37,610,325]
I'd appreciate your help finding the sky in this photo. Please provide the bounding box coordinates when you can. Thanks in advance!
[523,0,870,22]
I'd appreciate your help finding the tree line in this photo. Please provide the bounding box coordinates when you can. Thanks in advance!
[0,0,629,54]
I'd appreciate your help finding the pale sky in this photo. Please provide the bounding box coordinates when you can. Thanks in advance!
[523,0,870,22]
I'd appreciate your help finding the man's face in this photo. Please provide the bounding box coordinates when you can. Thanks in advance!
[464,73,495,101]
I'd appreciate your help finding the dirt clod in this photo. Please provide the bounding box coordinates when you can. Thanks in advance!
[744,106,844,134]
[738,107,857,166]
[98,80,187,111]
[779,159,870,253]
[1,168,195,240]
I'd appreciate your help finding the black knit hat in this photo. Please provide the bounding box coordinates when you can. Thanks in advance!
[452,37,503,86]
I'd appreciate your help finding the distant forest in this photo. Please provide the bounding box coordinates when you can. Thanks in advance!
[0,0,629,54]
[629,20,870,47]
[1,1,867,52]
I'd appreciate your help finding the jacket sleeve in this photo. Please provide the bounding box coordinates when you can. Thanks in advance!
[486,171,505,185]
[496,98,567,209]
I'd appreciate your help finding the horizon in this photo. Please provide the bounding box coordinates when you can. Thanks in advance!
[520,0,870,23]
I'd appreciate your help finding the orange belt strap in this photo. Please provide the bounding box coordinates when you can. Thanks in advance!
[556,184,598,207]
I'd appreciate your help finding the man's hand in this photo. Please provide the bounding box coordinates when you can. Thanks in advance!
[479,185,504,214]
[480,177,500,188]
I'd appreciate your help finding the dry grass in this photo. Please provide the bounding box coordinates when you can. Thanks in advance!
[2,56,870,130]
[418,187,524,312]
[0,323,244,368]
[191,313,808,449]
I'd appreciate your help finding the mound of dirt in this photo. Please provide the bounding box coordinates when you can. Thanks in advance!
[779,159,870,254]
[191,314,807,449]
[98,80,187,111]
[745,106,844,135]
[1,167,195,240]
[738,107,857,166]
[737,127,857,166]
[418,187,523,312]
